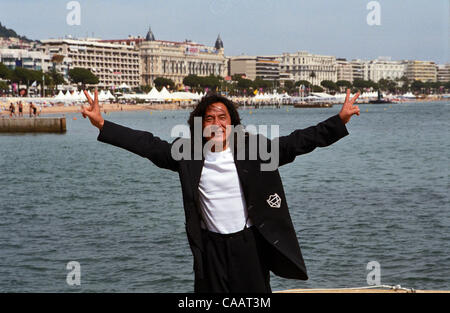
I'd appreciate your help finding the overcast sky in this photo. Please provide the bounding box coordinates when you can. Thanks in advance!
[0,0,448,63]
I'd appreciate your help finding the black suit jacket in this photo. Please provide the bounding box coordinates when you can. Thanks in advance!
[97,113,349,280]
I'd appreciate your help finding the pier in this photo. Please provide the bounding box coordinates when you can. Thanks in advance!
[0,117,66,133]
[293,102,333,108]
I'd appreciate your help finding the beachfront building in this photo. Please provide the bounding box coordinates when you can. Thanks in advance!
[336,58,353,82]
[350,59,370,81]
[229,55,280,81]
[278,51,337,85]
[437,64,450,82]
[139,30,226,87]
[405,60,438,82]
[0,48,51,72]
[366,57,406,82]
[350,58,409,83]
[105,28,227,87]
[41,37,140,89]
[229,56,255,80]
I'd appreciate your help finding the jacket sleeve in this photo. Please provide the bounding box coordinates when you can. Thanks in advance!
[278,114,349,167]
[97,120,179,172]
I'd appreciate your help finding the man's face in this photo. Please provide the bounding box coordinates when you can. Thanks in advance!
[202,102,232,147]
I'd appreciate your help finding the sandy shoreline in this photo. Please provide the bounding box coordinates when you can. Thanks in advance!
[0,102,185,116]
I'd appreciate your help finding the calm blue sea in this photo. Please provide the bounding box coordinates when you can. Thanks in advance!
[0,101,449,292]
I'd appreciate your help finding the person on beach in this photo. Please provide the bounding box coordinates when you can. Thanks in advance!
[81,89,360,293]
[18,101,23,117]
[29,102,37,117]
[9,102,16,117]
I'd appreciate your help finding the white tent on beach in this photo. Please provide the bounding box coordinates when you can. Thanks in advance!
[63,90,74,100]
[54,90,65,100]
[105,90,115,100]
[401,92,416,99]
[73,90,84,101]
[98,90,107,101]
[51,89,115,102]
[146,87,164,102]
[359,91,378,99]
[159,87,172,101]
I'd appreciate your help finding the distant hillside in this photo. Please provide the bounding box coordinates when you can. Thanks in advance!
[0,22,32,42]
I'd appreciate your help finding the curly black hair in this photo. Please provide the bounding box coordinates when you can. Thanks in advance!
[187,93,242,136]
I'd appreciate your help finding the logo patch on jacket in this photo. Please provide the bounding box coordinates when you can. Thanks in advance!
[266,193,281,208]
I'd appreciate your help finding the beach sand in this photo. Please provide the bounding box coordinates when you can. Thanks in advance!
[0,102,185,117]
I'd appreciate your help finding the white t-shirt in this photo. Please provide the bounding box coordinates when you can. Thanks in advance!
[198,147,251,234]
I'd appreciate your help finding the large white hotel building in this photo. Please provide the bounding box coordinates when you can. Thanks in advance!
[228,51,337,85]
[41,37,140,89]
[278,51,337,85]
[41,29,226,89]
[102,28,227,87]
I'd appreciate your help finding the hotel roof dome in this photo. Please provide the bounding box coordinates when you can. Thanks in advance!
[145,27,155,41]
[215,34,223,49]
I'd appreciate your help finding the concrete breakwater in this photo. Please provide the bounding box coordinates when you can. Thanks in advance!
[0,117,66,133]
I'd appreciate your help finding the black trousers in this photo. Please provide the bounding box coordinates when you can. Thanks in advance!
[194,226,272,293]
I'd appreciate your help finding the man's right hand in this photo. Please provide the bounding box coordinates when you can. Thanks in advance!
[81,89,105,130]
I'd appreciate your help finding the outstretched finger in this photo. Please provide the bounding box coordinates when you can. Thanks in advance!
[350,91,360,104]
[83,90,93,106]
[94,88,98,106]
[345,89,350,104]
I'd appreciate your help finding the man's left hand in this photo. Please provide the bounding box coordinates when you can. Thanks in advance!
[339,89,360,124]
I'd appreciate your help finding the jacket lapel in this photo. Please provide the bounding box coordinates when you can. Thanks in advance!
[188,136,205,202]
[231,131,251,201]
[190,158,205,202]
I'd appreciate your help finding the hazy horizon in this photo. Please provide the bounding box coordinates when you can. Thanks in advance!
[0,0,448,63]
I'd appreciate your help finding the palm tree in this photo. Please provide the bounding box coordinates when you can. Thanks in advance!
[309,71,316,86]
